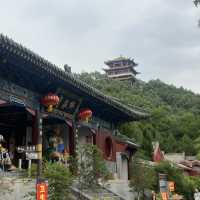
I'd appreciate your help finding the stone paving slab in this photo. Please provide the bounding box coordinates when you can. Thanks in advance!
[0,176,35,200]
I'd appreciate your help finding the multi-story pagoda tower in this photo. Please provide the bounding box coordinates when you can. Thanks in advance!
[103,56,139,81]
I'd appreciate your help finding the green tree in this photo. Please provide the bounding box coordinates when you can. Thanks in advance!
[162,133,176,153]
[141,125,154,159]
[77,144,110,190]
[129,154,157,200]
[179,134,196,155]
[26,162,73,200]
[120,122,144,144]
[195,136,200,159]
[155,161,200,200]
[44,162,73,200]
[78,72,200,158]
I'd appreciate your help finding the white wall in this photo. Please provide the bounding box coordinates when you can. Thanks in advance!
[116,152,128,180]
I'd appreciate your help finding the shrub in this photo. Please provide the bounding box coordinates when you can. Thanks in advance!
[26,162,73,200]
[77,144,110,190]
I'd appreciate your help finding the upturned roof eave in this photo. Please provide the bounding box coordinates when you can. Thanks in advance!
[0,34,149,121]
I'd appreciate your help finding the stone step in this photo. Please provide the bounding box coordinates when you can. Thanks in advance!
[71,187,124,200]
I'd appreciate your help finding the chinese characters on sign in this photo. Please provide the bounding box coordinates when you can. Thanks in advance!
[60,99,77,111]
[56,88,79,114]
[36,182,48,200]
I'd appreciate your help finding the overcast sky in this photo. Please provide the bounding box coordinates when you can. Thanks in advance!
[0,0,200,93]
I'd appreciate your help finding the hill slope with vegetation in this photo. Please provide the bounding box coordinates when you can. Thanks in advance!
[77,72,200,160]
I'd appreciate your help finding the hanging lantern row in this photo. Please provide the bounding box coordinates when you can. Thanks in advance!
[78,108,92,122]
[41,93,60,112]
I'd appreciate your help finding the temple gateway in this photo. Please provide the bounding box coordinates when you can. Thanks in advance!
[0,35,148,181]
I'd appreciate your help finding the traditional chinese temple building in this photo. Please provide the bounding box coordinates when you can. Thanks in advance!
[103,56,139,81]
[152,142,200,177]
[0,35,148,180]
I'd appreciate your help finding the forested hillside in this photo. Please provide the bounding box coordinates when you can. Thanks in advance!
[77,72,200,160]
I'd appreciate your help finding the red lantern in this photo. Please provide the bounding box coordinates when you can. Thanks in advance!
[78,108,92,122]
[41,93,60,112]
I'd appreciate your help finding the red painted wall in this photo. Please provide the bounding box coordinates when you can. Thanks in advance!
[95,130,129,162]
[153,146,164,162]
[96,131,116,161]
[115,142,127,153]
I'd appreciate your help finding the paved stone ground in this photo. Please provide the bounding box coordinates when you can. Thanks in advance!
[0,172,35,200]
[106,180,136,200]
[72,186,123,200]
[72,181,127,200]
[0,173,136,200]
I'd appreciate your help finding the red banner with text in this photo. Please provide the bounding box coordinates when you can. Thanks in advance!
[36,182,48,200]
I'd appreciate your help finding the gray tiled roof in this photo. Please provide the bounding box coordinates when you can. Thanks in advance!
[0,34,149,121]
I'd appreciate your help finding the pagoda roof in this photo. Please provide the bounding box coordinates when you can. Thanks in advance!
[110,56,128,61]
[103,65,136,70]
[107,56,130,62]
[105,56,138,66]
[0,34,149,123]
[103,65,139,74]
[114,132,140,149]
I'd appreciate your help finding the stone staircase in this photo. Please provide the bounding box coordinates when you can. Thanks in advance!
[0,172,133,200]
[0,175,124,200]
[71,186,125,200]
